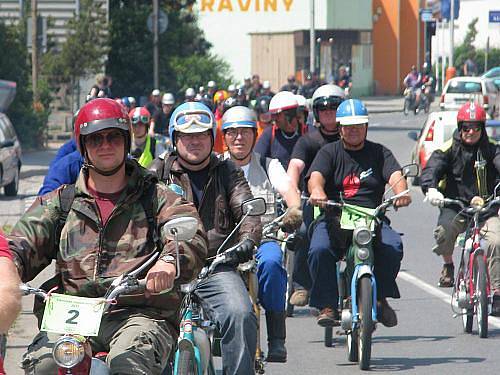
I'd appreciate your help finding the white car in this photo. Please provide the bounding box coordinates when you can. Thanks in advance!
[407,111,458,184]
[439,76,499,119]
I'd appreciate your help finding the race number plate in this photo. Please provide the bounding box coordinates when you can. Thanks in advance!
[41,294,106,336]
[340,205,376,231]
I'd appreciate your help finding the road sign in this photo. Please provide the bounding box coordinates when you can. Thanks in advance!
[420,9,433,22]
[489,11,500,23]
[147,10,168,34]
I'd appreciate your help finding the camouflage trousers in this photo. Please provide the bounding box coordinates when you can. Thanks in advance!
[433,207,500,290]
[21,311,175,375]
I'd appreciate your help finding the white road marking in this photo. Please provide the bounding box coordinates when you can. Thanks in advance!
[399,270,500,328]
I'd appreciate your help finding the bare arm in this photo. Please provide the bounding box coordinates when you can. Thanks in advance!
[388,171,412,208]
[0,258,21,333]
[308,171,328,206]
[287,158,305,192]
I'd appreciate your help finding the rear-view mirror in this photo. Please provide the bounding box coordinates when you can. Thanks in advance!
[241,197,266,216]
[401,163,419,178]
[162,217,198,241]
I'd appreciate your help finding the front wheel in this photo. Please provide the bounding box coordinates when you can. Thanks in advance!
[347,329,358,362]
[462,307,473,333]
[175,340,198,375]
[403,98,411,116]
[475,256,488,338]
[4,167,19,196]
[358,276,374,371]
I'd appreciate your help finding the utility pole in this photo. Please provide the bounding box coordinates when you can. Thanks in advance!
[309,0,315,74]
[449,0,454,67]
[31,0,39,103]
[153,0,159,89]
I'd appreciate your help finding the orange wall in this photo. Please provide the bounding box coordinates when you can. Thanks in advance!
[373,0,425,95]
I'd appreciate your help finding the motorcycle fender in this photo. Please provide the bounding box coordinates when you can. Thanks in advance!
[356,264,373,279]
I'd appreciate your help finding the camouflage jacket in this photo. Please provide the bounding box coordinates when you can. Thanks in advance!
[8,160,208,323]
[150,153,262,258]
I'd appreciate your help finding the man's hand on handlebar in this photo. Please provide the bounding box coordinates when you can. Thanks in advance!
[394,194,412,208]
[145,261,176,297]
[309,188,328,208]
[282,206,303,232]
[227,239,255,266]
[425,188,445,207]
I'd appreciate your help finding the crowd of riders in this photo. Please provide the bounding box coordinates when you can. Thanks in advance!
[0,61,499,374]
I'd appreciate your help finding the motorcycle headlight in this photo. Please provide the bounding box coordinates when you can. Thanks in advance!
[353,228,372,246]
[52,337,85,368]
[357,247,370,261]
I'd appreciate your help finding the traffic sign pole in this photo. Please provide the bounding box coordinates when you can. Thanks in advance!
[153,0,159,90]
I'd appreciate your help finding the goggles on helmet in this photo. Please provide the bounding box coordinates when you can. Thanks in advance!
[131,115,150,125]
[173,110,213,132]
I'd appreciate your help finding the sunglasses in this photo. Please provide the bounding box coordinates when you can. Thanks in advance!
[85,131,125,149]
[461,124,482,133]
[131,115,149,125]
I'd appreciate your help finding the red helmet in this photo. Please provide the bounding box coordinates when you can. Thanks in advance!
[74,98,131,153]
[457,102,486,128]
[128,107,151,126]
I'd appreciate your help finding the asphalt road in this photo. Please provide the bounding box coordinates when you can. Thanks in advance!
[2,111,500,374]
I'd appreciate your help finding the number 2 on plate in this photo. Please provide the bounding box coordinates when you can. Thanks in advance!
[65,309,80,325]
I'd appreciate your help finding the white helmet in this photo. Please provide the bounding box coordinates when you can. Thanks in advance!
[207,80,216,89]
[228,84,236,93]
[185,87,196,99]
[295,94,308,108]
[269,91,299,114]
[162,92,175,105]
[262,80,271,89]
[221,106,257,131]
[311,84,345,122]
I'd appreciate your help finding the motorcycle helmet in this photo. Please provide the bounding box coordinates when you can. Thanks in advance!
[74,98,131,175]
[457,101,486,131]
[162,93,175,105]
[222,97,239,114]
[169,101,216,142]
[268,91,298,114]
[214,90,229,105]
[221,106,257,131]
[128,107,151,126]
[336,99,369,126]
[185,88,196,101]
[311,84,345,122]
[254,95,271,114]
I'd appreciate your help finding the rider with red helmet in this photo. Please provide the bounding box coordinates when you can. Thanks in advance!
[7,98,207,373]
[421,102,500,315]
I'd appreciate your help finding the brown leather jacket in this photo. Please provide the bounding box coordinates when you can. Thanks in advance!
[151,153,262,258]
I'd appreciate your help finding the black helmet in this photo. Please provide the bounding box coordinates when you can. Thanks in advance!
[254,95,271,114]
[222,97,239,114]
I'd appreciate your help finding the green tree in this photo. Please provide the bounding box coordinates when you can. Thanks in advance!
[0,20,50,149]
[106,0,233,100]
[42,0,109,108]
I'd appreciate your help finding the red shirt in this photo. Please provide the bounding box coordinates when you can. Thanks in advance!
[0,232,12,261]
[87,186,123,225]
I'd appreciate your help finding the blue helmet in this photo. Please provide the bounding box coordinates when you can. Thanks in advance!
[336,99,368,126]
[169,101,216,141]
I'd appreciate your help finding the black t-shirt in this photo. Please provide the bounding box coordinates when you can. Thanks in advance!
[154,111,170,135]
[291,128,339,190]
[186,168,210,208]
[307,140,401,208]
[254,125,302,169]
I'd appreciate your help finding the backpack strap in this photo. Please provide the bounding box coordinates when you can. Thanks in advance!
[55,184,76,245]
[161,154,177,183]
[139,182,159,248]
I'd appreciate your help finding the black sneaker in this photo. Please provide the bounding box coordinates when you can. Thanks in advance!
[377,298,398,327]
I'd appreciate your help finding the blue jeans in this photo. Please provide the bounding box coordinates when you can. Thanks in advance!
[308,217,403,310]
[256,241,287,312]
[291,201,314,290]
[195,266,257,375]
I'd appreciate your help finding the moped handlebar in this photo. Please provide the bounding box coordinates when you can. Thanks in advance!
[443,197,500,215]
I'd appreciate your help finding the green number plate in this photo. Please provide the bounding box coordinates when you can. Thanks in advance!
[340,204,376,231]
[41,293,106,336]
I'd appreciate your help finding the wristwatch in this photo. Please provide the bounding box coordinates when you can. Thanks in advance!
[160,255,176,265]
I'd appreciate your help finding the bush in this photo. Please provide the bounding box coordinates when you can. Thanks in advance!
[0,20,50,149]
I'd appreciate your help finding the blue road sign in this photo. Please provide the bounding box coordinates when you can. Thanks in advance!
[490,11,500,23]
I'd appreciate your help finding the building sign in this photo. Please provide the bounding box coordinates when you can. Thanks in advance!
[199,0,294,12]
[420,9,434,22]
[489,11,500,23]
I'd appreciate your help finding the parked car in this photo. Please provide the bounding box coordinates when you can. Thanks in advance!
[0,80,22,196]
[439,76,499,119]
[482,67,500,90]
[486,119,500,142]
[407,111,457,185]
